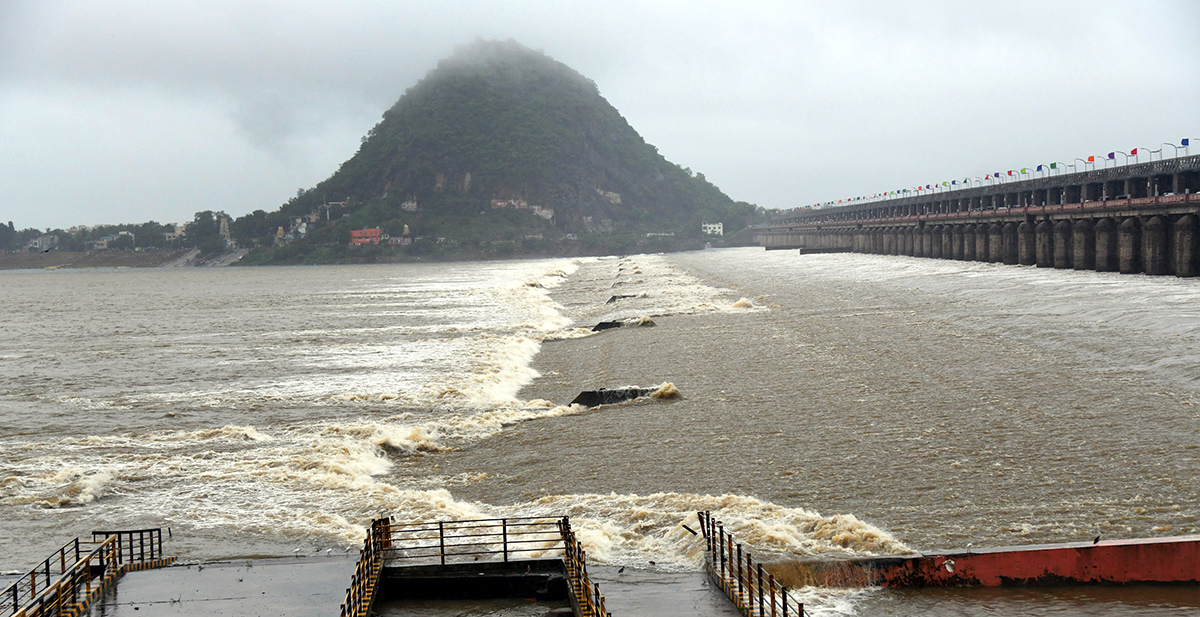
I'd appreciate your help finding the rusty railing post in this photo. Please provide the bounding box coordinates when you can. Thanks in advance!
[758,562,765,616]
[438,521,446,565]
[729,542,739,604]
[718,524,726,582]
[746,553,754,615]
[769,572,777,617]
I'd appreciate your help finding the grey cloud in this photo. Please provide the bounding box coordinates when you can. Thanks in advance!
[2,0,1197,228]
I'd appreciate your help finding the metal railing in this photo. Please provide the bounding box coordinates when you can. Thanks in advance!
[772,154,1200,222]
[382,516,566,565]
[3,528,170,617]
[559,518,610,617]
[339,518,390,617]
[340,515,611,617]
[90,530,165,567]
[2,539,85,616]
[699,511,806,617]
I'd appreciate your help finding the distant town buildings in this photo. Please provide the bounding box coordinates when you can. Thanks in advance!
[702,222,724,236]
[89,230,135,250]
[490,199,554,222]
[163,222,188,243]
[26,234,58,252]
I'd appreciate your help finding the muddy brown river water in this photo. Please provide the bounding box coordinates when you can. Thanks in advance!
[1,249,1197,615]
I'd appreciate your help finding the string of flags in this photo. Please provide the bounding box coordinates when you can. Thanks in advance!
[790,138,1194,211]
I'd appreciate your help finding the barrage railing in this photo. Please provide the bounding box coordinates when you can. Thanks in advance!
[3,528,172,617]
[90,529,165,567]
[339,515,611,617]
[1,539,85,616]
[339,518,390,617]
[699,511,806,617]
[559,518,610,617]
[383,516,567,565]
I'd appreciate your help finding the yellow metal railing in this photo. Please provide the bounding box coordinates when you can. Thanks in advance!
[339,518,390,617]
[698,511,805,617]
[2,538,84,616]
[4,529,172,617]
[559,518,610,617]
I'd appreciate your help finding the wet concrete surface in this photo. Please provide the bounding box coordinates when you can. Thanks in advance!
[81,559,740,617]
[85,557,354,616]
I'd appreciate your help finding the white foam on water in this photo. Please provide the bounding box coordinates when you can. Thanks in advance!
[492,492,910,570]
[2,467,115,509]
[786,587,879,617]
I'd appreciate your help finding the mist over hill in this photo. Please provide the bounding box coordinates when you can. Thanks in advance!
[232,40,765,262]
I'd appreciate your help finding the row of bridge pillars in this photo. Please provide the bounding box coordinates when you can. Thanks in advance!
[848,215,1199,277]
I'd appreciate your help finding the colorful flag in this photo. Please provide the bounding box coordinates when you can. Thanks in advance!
[1107,152,1115,159]
[1050,162,1058,169]
[1020,168,1029,174]
[1036,165,1044,172]
[1184,138,1190,147]
[1131,148,1138,156]
[1087,156,1095,163]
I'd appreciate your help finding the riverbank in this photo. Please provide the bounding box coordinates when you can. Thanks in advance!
[0,250,189,270]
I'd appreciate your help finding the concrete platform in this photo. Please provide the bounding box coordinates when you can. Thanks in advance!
[83,556,354,616]
[76,558,739,617]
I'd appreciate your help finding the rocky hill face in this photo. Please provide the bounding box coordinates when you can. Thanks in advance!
[283,39,753,237]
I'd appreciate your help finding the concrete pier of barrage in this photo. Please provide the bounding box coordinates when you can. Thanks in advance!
[756,154,1200,277]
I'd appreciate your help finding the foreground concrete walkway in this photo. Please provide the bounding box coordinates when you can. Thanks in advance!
[85,557,354,616]
[588,566,740,617]
[83,558,739,616]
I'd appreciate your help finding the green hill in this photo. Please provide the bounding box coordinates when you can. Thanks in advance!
[238,39,761,263]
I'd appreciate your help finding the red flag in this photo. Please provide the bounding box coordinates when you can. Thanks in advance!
[1088,156,1095,163]
[1131,148,1138,156]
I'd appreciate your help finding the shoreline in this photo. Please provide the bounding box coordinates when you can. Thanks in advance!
[0,249,191,270]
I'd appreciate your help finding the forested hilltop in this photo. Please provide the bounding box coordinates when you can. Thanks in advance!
[3,40,764,266]
[238,39,763,263]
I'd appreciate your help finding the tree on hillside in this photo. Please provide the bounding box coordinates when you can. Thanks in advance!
[184,211,224,254]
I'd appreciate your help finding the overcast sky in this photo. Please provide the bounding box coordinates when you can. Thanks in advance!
[2,0,1198,230]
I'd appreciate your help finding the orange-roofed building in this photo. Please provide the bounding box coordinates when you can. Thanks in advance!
[350,228,383,245]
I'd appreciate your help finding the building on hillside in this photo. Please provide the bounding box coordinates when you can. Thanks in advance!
[491,199,528,209]
[401,197,419,212]
[596,189,622,204]
[702,222,724,236]
[350,227,383,245]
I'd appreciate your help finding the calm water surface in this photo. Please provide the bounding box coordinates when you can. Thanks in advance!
[1,249,1197,615]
